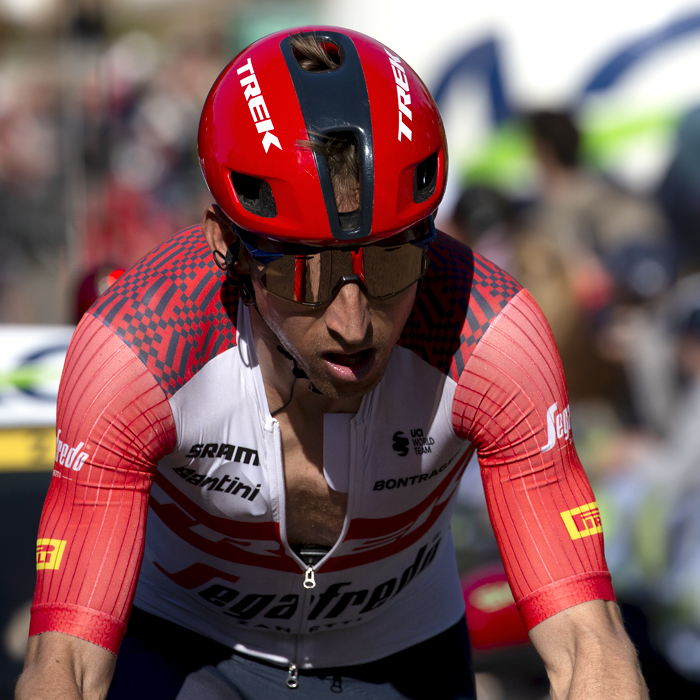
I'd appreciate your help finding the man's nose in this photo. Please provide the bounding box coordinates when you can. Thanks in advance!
[323,282,371,345]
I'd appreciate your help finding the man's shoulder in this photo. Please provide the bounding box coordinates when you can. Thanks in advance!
[88,225,240,398]
[398,231,523,382]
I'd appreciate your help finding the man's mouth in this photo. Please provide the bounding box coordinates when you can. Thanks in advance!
[323,349,374,367]
[322,348,375,372]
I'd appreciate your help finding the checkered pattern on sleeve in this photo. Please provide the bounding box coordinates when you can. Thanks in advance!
[398,232,522,383]
[90,226,239,398]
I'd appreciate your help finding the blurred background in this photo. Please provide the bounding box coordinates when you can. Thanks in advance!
[3,0,700,697]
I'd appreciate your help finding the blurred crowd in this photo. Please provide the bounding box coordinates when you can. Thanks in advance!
[2,18,700,700]
[0,27,222,324]
[448,108,700,697]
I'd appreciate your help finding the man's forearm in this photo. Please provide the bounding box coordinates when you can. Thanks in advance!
[529,600,648,700]
[16,667,84,700]
[16,632,116,700]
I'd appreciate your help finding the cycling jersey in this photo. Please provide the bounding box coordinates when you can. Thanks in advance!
[30,227,613,670]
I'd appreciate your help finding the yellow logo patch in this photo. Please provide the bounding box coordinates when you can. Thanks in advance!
[36,539,67,570]
[560,502,603,540]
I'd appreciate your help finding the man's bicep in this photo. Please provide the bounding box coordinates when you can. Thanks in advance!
[32,315,176,653]
[453,290,613,630]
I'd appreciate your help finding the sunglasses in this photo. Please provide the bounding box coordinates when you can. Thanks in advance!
[235,217,435,307]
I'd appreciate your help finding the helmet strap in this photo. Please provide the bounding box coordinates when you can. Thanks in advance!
[274,344,322,396]
[212,249,227,271]
[212,239,257,305]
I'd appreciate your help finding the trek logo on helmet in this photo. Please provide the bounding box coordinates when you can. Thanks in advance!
[237,57,282,153]
[385,49,412,141]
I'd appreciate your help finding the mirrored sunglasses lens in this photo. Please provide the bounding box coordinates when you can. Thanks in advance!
[363,243,426,297]
[259,235,427,304]
[259,254,298,300]
[261,251,346,304]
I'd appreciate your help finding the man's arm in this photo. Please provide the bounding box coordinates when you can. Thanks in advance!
[451,289,646,694]
[16,633,116,700]
[19,316,176,697]
[529,600,648,700]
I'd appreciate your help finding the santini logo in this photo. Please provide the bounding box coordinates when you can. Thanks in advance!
[541,402,571,453]
[173,466,261,502]
[237,58,282,153]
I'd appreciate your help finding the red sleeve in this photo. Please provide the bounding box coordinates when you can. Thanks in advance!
[452,289,614,630]
[30,314,176,653]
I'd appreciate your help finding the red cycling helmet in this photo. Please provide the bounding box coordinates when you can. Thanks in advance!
[198,26,447,246]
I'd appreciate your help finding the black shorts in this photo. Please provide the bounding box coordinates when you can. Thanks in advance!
[107,607,476,700]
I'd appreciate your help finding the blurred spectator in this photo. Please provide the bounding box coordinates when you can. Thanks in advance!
[657,105,700,275]
[522,109,675,312]
[0,62,67,323]
[0,28,223,324]
[74,264,124,322]
[591,274,700,694]
[446,185,518,276]
[515,109,675,414]
[81,34,221,271]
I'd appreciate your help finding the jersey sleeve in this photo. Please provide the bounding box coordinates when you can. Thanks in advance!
[30,314,177,653]
[452,289,614,630]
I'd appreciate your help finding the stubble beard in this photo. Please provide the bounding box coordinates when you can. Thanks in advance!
[255,282,415,402]
[267,320,396,400]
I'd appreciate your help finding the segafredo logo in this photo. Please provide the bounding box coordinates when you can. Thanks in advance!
[54,429,89,471]
[237,58,282,153]
[385,49,412,141]
[195,536,440,633]
[541,402,572,453]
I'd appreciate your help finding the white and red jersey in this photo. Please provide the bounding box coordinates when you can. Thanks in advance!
[31,228,613,668]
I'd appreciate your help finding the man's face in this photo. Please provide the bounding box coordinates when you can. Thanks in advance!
[252,271,417,400]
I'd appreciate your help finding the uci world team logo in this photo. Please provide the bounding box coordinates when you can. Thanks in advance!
[392,431,409,457]
[393,428,436,456]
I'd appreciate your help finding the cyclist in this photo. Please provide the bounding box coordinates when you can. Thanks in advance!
[17,27,647,700]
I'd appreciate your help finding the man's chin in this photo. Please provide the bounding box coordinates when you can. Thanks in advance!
[304,371,380,400]
[305,356,387,400]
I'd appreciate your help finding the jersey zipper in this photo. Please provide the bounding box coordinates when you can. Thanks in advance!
[287,570,316,689]
[275,412,362,680]
[303,567,315,589]
[286,663,299,689]
[291,416,360,590]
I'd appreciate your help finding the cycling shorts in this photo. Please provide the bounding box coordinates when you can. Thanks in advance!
[107,607,476,700]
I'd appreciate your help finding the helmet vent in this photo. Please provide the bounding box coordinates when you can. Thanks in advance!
[413,152,438,203]
[230,171,277,218]
[339,209,361,231]
[290,33,341,72]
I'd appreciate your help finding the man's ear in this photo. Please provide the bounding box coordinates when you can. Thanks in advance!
[202,204,235,255]
[202,204,253,276]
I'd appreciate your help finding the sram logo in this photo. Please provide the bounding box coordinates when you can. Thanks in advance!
[385,49,412,141]
[237,58,282,153]
[540,402,572,453]
[186,442,260,466]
